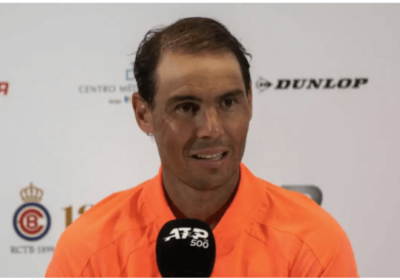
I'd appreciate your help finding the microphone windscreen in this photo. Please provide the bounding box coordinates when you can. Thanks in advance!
[156,219,216,277]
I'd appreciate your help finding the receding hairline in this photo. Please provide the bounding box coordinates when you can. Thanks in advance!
[145,48,245,110]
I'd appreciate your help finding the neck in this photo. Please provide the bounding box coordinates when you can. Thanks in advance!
[162,166,240,230]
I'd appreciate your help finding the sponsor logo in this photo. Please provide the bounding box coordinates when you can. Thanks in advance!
[13,183,51,242]
[282,185,323,205]
[10,245,54,254]
[78,69,137,104]
[126,69,134,81]
[79,85,117,93]
[256,77,273,92]
[63,204,92,228]
[10,188,93,254]
[124,95,132,103]
[0,82,9,96]
[256,77,368,93]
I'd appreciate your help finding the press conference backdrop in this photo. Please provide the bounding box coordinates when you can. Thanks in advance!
[1,3,399,277]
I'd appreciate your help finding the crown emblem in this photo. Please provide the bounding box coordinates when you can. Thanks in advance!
[20,183,43,203]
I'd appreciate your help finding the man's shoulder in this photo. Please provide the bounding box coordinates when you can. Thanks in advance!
[251,177,349,269]
[255,178,342,231]
[47,179,156,277]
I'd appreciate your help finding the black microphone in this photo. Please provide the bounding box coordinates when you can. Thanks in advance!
[156,219,216,277]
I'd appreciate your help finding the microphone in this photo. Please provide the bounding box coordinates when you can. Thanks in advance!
[156,219,216,277]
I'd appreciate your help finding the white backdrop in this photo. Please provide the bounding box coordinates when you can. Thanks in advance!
[1,4,400,277]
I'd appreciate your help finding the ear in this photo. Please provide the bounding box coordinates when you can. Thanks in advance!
[247,84,253,120]
[132,92,154,135]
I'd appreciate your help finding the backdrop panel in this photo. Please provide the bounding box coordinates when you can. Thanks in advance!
[1,4,399,277]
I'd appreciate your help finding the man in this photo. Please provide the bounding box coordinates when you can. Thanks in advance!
[46,17,359,277]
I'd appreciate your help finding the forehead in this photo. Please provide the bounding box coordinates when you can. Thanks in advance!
[155,51,245,102]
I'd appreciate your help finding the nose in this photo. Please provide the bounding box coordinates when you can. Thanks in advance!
[195,106,224,139]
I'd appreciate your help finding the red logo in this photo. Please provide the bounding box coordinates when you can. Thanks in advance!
[15,205,49,238]
[0,82,9,96]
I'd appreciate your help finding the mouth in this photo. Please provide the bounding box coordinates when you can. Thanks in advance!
[190,152,229,161]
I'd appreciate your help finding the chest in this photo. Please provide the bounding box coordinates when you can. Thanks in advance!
[120,235,289,277]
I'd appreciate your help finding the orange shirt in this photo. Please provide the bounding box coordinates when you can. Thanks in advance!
[46,162,359,277]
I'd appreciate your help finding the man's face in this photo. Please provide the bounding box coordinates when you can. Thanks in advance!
[146,51,252,190]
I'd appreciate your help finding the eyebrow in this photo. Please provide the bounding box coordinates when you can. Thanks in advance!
[166,89,246,108]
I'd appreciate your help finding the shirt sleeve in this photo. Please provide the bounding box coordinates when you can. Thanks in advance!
[319,231,359,277]
[45,230,93,277]
[289,223,359,278]
[45,248,75,277]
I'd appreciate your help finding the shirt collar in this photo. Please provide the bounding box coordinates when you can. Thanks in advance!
[144,162,263,237]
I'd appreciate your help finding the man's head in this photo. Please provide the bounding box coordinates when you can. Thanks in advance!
[132,17,253,191]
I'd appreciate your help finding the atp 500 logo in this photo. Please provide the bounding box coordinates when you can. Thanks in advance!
[164,227,210,249]
[13,183,51,241]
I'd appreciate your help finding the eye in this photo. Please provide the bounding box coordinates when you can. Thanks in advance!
[223,98,237,108]
[176,103,198,114]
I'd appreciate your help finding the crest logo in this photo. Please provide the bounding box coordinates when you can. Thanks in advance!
[13,183,51,241]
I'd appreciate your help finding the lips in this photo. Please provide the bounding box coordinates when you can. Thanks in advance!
[192,152,228,160]
[190,147,229,157]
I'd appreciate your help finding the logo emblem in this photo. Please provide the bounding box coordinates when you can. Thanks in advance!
[164,227,209,242]
[126,69,134,81]
[255,77,273,93]
[13,183,51,241]
[255,77,368,93]
[124,96,132,103]
[0,82,9,96]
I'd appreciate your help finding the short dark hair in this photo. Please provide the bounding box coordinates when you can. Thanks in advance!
[133,17,252,111]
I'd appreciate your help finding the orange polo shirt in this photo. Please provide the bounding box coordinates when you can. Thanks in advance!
[46,162,359,277]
